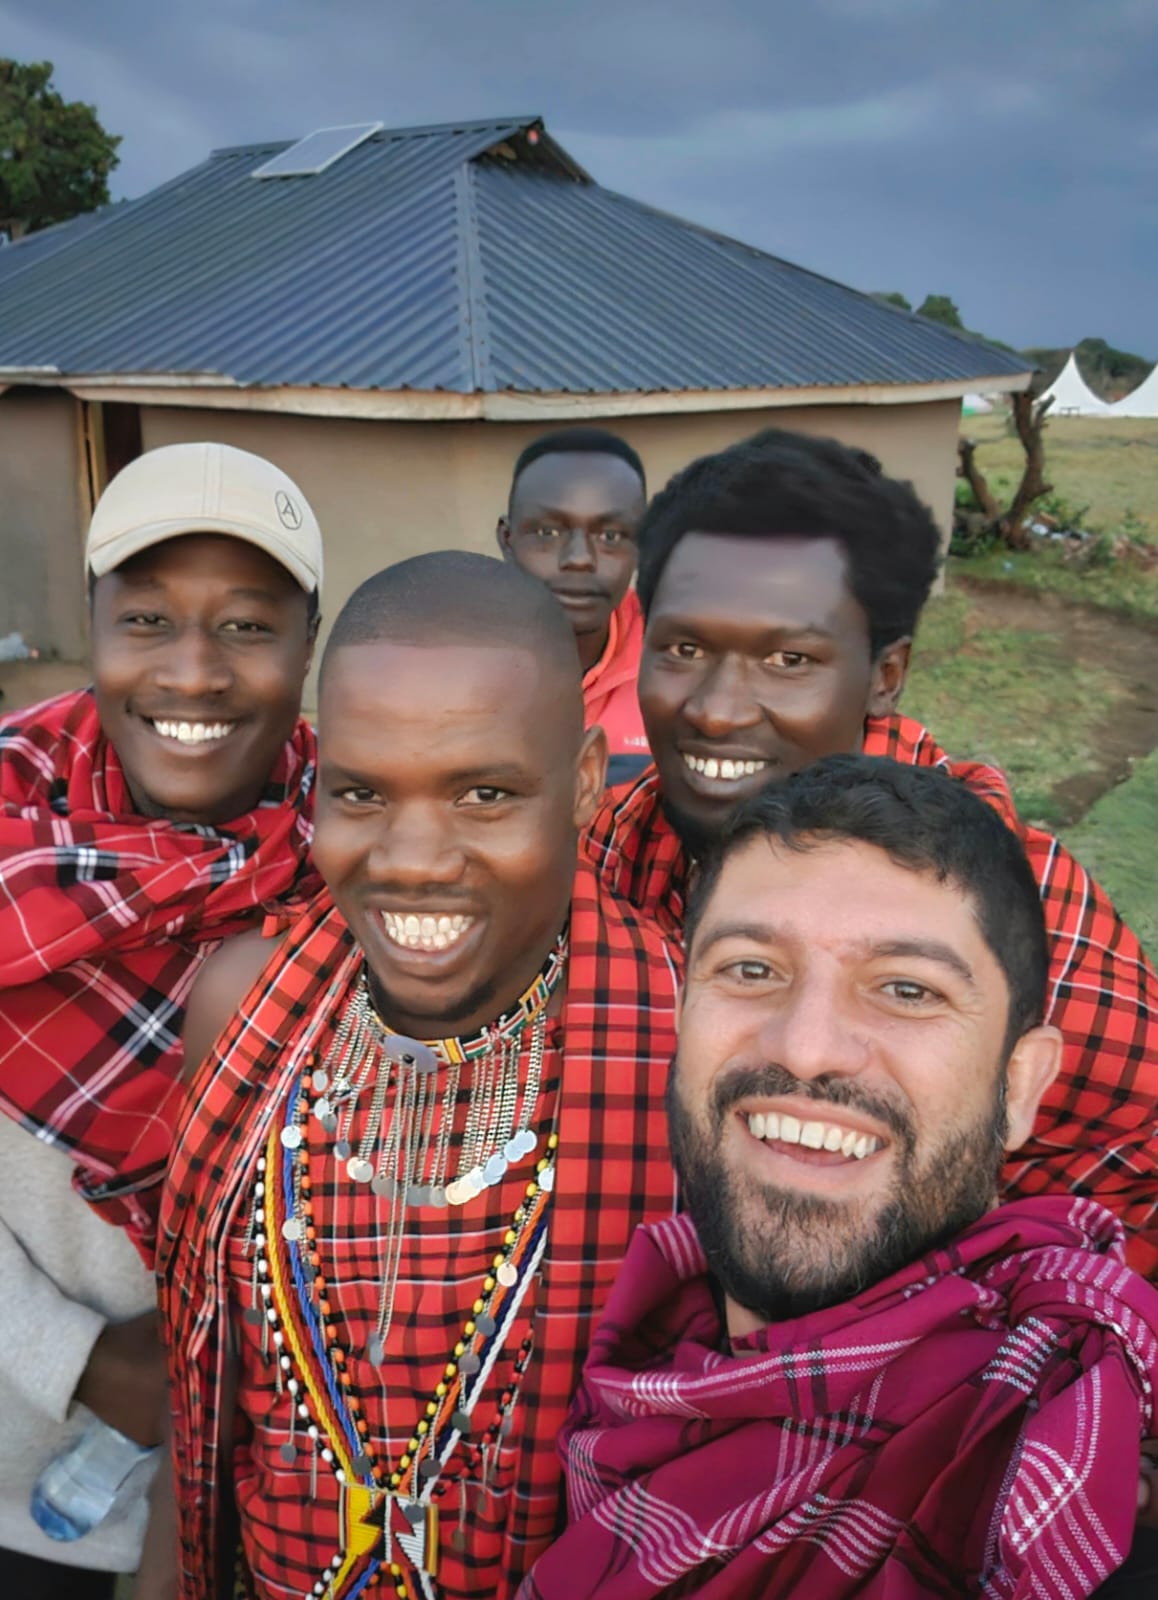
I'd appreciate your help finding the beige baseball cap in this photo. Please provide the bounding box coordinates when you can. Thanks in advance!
[85,442,323,594]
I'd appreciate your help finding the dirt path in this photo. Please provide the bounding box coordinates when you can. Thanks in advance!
[956,577,1158,818]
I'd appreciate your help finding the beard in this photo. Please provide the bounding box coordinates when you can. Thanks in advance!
[667,1057,1007,1324]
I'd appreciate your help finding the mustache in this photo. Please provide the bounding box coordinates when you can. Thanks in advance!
[709,1062,916,1148]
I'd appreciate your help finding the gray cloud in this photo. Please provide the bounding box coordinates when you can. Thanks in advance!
[1,0,1154,354]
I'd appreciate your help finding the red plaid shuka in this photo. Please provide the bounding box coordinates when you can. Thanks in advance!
[522,1197,1158,1600]
[157,856,679,1600]
[0,688,319,1252]
[582,712,1158,1276]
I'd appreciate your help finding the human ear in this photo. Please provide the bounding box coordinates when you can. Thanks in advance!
[866,638,912,717]
[496,517,513,558]
[1003,1024,1063,1151]
[573,725,608,828]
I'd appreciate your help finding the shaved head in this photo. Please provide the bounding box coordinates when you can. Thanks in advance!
[313,549,605,1039]
[323,551,584,739]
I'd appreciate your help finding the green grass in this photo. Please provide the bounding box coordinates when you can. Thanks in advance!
[955,413,1158,620]
[948,547,1158,623]
[904,590,1123,829]
[1061,746,1158,959]
[960,412,1158,544]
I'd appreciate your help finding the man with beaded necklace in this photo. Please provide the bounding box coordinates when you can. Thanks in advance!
[143,554,679,1600]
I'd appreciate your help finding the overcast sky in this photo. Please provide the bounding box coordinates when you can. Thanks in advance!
[3,0,1155,356]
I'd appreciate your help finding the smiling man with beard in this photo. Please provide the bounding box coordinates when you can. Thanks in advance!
[584,427,1158,1275]
[148,553,678,1600]
[527,757,1158,1600]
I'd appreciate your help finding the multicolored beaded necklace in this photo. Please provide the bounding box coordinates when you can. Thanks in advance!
[246,938,567,1600]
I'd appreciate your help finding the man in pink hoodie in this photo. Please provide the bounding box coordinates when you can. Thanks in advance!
[498,428,649,780]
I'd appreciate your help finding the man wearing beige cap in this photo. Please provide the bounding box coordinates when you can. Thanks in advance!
[0,442,323,1600]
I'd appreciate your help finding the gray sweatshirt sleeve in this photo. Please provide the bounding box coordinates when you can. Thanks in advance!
[0,1212,106,1425]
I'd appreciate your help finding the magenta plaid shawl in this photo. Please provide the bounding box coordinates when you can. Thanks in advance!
[523,1198,1158,1600]
[0,688,319,1252]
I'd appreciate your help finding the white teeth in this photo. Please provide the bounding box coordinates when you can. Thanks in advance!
[682,754,770,782]
[152,719,235,745]
[380,911,473,952]
[746,1109,883,1162]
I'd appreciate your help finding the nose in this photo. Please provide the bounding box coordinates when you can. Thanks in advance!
[559,527,596,571]
[366,804,466,890]
[758,968,868,1086]
[152,626,232,698]
[682,656,763,740]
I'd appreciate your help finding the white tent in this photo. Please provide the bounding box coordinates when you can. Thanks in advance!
[1109,364,1158,418]
[1036,352,1110,417]
[962,393,994,415]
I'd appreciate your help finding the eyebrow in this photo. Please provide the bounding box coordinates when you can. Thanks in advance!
[692,922,977,986]
[320,761,533,788]
[523,506,639,525]
[115,577,285,605]
[651,612,837,640]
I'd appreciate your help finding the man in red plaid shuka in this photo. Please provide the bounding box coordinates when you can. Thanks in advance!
[583,428,1158,1276]
[0,443,323,1595]
[0,443,323,1257]
[145,555,678,1600]
[527,759,1158,1600]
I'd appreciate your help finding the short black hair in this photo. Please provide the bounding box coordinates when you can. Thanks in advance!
[320,551,584,734]
[635,428,941,656]
[686,755,1049,1052]
[509,427,646,505]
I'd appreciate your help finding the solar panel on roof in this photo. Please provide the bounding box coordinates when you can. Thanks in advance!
[252,123,384,179]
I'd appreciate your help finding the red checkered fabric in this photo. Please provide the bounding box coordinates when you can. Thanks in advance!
[583,712,1158,1276]
[0,688,319,1253]
[158,856,679,1600]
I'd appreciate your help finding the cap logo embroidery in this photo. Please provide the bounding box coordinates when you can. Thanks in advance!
[275,490,303,531]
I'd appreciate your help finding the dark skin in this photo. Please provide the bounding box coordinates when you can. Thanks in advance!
[79,537,312,1457]
[312,637,605,1038]
[638,533,909,851]
[91,533,317,827]
[134,635,605,1598]
[76,1309,168,1448]
[497,452,645,675]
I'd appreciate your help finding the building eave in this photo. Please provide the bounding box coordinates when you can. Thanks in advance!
[3,368,1033,420]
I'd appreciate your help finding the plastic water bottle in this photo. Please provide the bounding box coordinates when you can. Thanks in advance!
[30,1418,157,1541]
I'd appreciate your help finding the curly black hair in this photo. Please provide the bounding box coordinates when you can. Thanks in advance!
[635,428,942,656]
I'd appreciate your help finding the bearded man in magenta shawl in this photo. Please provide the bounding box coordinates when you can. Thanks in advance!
[525,757,1158,1600]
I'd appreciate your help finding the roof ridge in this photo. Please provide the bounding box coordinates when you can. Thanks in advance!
[454,163,494,391]
[210,114,540,163]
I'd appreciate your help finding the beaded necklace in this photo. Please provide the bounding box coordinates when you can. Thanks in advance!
[247,940,566,1600]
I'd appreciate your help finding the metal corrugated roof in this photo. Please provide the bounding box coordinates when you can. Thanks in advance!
[0,114,1027,394]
